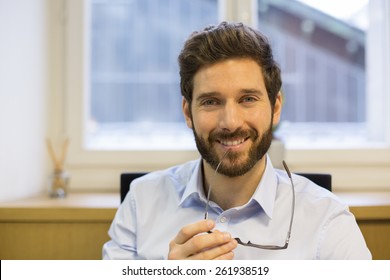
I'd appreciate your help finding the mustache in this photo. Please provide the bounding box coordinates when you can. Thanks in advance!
[208,128,258,142]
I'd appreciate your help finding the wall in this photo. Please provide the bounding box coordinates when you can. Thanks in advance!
[0,0,48,202]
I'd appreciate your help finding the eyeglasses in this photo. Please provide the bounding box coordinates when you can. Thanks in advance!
[203,151,295,250]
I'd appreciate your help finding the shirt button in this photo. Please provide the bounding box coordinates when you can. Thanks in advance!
[220,216,227,223]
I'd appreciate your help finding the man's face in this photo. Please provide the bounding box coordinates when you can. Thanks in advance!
[182,58,282,177]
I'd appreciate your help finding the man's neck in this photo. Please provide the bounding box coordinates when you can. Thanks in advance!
[202,157,267,210]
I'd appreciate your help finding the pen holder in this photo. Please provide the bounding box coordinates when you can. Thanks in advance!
[48,169,70,198]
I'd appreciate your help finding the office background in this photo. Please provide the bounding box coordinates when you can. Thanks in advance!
[0,0,389,259]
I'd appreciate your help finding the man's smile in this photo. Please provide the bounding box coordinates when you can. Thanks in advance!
[218,137,249,147]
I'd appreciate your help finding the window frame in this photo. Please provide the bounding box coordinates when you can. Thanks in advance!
[62,0,390,191]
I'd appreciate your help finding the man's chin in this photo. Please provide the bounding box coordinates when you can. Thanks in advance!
[217,157,255,177]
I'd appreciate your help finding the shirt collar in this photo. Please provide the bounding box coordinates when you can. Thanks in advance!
[249,154,278,219]
[179,158,206,206]
[179,155,279,219]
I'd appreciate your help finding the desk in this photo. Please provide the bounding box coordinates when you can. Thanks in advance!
[337,192,390,260]
[0,192,389,259]
[0,193,119,260]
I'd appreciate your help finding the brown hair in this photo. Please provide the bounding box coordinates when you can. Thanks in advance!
[178,22,281,108]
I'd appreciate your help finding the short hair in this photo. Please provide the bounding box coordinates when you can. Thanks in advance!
[178,22,281,108]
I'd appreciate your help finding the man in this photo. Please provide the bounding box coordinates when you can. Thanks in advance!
[103,22,371,260]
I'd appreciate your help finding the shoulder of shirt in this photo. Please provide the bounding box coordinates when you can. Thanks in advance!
[128,159,199,193]
[274,168,349,210]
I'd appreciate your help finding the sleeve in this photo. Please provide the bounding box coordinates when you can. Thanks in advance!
[102,191,139,260]
[318,208,372,260]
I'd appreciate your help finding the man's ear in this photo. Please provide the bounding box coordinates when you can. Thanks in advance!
[272,92,282,127]
[182,97,193,129]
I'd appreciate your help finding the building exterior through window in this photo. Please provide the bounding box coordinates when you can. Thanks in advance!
[86,0,367,150]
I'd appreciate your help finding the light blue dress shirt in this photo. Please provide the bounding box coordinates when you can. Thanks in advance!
[103,156,371,259]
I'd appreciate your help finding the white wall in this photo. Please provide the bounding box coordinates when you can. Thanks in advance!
[0,0,48,202]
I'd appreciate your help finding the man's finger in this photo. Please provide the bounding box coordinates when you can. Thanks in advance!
[173,220,215,245]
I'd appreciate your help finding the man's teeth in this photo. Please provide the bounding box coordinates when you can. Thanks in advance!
[220,139,245,146]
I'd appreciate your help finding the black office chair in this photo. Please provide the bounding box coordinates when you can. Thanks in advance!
[120,172,331,203]
[120,172,147,203]
[296,173,332,192]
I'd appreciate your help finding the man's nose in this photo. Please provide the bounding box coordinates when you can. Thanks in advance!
[218,102,243,132]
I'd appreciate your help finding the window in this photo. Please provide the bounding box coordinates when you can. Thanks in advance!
[87,0,217,150]
[85,0,384,150]
[257,0,369,148]
[64,0,390,191]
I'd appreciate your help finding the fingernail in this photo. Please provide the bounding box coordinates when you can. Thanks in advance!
[207,220,214,228]
[223,232,231,241]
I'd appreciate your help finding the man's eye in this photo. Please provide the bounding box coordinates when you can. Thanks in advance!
[242,96,256,103]
[202,99,218,106]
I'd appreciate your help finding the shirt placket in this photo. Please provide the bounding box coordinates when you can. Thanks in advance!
[214,212,233,232]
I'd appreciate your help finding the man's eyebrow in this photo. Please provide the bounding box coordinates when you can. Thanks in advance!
[195,88,265,102]
[240,88,265,95]
[195,92,220,101]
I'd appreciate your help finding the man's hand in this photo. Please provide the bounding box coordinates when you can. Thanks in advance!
[168,220,238,260]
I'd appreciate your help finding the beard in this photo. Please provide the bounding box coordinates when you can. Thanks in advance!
[192,121,273,177]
